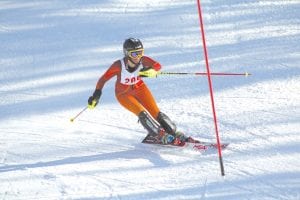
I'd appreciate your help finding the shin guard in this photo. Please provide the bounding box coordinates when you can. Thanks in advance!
[157,112,177,135]
[138,111,164,136]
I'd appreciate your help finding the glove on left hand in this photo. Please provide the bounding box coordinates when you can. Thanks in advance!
[87,89,102,109]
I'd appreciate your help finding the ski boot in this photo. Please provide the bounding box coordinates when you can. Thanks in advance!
[174,131,200,143]
[160,133,175,145]
[160,131,186,146]
[139,111,174,144]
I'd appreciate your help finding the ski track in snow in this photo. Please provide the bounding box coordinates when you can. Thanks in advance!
[1,0,300,199]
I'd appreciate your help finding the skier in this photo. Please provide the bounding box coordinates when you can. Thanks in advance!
[87,38,192,145]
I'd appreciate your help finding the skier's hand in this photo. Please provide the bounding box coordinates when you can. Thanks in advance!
[139,68,159,78]
[87,89,101,109]
[88,96,99,109]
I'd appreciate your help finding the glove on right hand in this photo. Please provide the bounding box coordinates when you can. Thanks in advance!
[87,89,102,109]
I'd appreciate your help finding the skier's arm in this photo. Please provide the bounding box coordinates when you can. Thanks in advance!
[139,56,161,78]
[95,61,120,90]
[88,62,120,108]
[141,56,161,70]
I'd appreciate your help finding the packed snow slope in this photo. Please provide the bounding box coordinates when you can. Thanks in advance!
[1,0,300,199]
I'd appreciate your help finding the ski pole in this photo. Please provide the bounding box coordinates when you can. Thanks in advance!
[158,71,251,77]
[70,106,88,122]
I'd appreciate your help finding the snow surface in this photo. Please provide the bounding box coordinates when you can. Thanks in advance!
[1,0,300,199]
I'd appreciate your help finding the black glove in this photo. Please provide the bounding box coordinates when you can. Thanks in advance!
[88,89,102,109]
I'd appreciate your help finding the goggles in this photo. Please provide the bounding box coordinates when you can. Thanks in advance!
[128,49,144,58]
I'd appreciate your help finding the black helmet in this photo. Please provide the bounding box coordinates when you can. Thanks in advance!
[123,38,143,57]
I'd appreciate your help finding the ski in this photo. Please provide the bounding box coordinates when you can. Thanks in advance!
[141,133,229,153]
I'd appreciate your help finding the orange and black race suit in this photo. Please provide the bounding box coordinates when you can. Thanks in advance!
[95,56,161,119]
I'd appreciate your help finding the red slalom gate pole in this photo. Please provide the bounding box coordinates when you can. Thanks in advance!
[196,0,225,176]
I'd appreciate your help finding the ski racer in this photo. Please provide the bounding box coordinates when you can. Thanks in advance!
[87,38,193,145]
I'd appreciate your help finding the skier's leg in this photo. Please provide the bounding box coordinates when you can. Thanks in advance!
[117,93,172,142]
[117,87,178,144]
[116,93,145,115]
[134,84,177,135]
[134,84,160,119]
